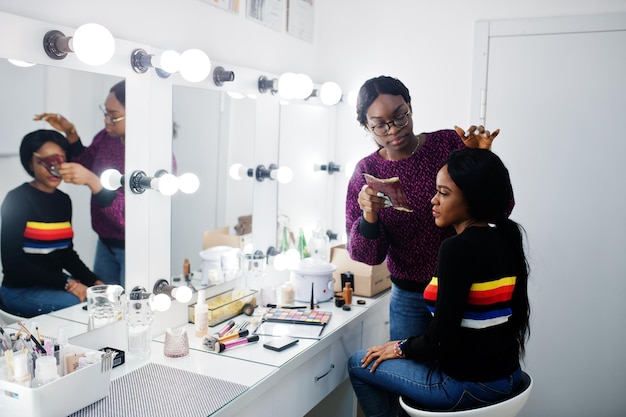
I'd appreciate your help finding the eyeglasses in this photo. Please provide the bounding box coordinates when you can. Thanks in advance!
[368,110,412,136]
[99,104,125,124]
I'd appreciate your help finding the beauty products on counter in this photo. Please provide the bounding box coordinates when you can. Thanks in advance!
[194,290,209,337]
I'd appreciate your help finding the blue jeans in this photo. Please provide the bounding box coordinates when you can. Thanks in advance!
[94,239,125,287]
[390,284,433,340]
[348,352,522,417]
[0,285,80,318]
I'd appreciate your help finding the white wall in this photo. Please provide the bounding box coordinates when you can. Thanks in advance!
[3,1,626,415]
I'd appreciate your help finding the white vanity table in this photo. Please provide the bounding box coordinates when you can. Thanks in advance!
[16,290,390,417]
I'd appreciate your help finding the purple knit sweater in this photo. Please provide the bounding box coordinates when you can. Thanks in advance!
[346,129,464,291]
[70,129,125,242]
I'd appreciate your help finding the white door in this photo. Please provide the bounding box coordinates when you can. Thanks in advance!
[472,14,626,417]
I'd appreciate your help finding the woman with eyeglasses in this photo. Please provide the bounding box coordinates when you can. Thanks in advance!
[34,80,126,287]
[348,148,529,415]
[346,76,503,343]
[0,130,105,317]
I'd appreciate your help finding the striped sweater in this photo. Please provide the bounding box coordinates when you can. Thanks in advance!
[402,226,521,381]
[1,183,99,289]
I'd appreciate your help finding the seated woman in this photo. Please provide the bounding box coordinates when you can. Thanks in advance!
[348,148,530,416]
[0,129,104,317]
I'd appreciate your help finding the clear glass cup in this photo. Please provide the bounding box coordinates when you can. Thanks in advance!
[125,288,154,359]
[87,285,124,331]
[163,327,189,358]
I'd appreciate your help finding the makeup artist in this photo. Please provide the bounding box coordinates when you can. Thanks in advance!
[34,80,126,287]
[345,76,504,343]
[0,130,104,318]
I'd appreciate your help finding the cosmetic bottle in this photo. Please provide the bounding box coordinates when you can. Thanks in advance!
[183,258,191,280]
[56,325,69,376]
[12,352,31,387]
[280,281,295,306]
[194,289,209,337]
[31,356,60,387]
[343,282,353,305]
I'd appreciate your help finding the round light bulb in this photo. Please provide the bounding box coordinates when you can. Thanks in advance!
[72,23,115,66]
[172,286,193,303]
[285,249,301,269]
[179,49,211,82]
[275,166,294,184]
[320,81,342,105]
[229,163,245,180]
[273,252,288,271]
[293,73,314,100]
[100,169,123,191]
[178,173,200,194]
[156,173,179,196]
[158,50,180,73]
[278,72,298,100]
[153,293,172,312]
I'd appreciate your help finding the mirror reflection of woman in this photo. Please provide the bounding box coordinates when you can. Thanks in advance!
[0,130,104,317]
[34,80,126,287]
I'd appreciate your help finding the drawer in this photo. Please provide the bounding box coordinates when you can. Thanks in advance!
[272,321,361,417]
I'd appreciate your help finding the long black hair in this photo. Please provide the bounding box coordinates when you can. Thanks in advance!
[445,148,531,356]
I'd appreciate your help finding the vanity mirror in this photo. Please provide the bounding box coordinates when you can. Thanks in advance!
[277,101,338,248]
[170,86,255,278]
[0,57,123,270]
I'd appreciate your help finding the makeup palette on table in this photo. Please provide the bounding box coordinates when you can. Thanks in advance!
[255,308,332,339]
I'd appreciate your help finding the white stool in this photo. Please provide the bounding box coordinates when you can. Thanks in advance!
[399,372,532,417]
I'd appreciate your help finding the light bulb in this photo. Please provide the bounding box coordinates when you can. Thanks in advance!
[100,168,123,190]
[179,49,211,82]
[320,81,342,105]
[72,23,115,66]
[275,166,294,184]
[178,173,200,194]
[293,73,314,100]
[172,286,193,303]
[273,253,288,271]
[278,72,297,99]
[153,293,172,312]
[285,249,301,269]
[158,50,180,73]
[153,173,178,196]
[229,163,246,180]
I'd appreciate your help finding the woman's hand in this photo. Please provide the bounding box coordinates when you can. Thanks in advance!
[67,280,88,303]
[361,340,402,373]
[455,125,500,150]
[33,113,79,143]
[57,162,103,194]
[358,184,388,223]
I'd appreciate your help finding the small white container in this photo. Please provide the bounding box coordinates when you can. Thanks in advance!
[0,346,112,417]
[289,258,337,302]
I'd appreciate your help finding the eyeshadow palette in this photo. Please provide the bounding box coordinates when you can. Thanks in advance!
[263,308,332,326]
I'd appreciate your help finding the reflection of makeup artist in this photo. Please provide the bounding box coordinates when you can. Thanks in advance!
[0,130,104,318]
[34,80,126,287]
